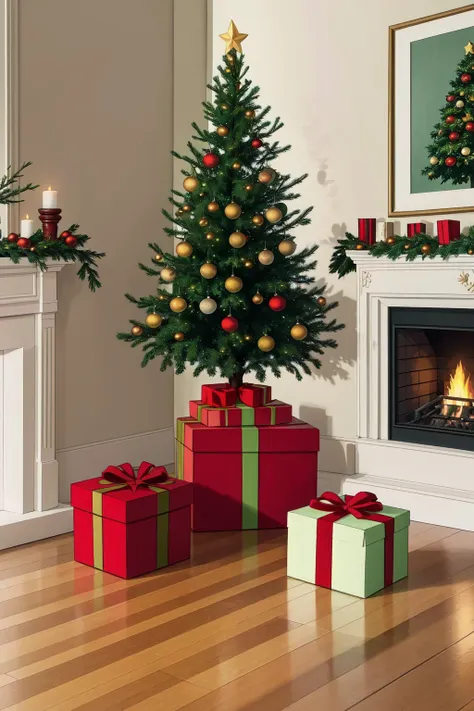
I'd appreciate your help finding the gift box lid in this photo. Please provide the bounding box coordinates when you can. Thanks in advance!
[71,475,192,524]
[176,416,319,453]
[289,504,409,546]
[189,399,292,427]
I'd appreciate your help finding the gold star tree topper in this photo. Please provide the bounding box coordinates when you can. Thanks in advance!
[220,20,248,54]
[465,40,474,55]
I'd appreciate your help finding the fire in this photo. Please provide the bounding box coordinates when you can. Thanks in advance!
[442,361,474,418]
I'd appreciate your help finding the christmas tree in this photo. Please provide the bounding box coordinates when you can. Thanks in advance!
[118,21,343,387]
[423,40,474,187]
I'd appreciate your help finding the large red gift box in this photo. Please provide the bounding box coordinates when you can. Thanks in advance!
[437,219,461,244]
[189,399,292,427]
[71,462,192,578]
[175,416,319,531]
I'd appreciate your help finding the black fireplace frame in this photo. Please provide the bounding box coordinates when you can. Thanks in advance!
[389,307,474,452]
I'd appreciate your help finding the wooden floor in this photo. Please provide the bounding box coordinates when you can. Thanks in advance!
[1,523,474,711]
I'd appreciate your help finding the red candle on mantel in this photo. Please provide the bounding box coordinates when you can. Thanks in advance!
[358,218,376,245]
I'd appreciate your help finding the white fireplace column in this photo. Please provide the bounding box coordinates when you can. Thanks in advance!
[0,259,72,549]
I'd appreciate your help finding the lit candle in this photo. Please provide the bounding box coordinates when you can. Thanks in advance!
[20,214,34,238]
[42,186,58,209]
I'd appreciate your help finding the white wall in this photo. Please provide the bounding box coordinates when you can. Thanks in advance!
[174,0,473,477]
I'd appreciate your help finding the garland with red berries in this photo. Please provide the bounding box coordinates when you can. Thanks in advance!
[329,230,474,279]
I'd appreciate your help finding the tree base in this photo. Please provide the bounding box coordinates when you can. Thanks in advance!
[229,372,244,389]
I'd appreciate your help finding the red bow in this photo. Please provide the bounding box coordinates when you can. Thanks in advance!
[102,461,168,493]
[310,491,383,519]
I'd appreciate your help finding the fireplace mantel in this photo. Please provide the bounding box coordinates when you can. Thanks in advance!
[0,258,73,549]
[342,252,474,530]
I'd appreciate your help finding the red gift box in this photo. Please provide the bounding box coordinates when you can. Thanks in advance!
[437,219,461,244]
[407,222,426,237]
[358,218,376,245]
[238,384,272,407]
[189,399,292,427]
[201,383,237,407]
[71,462,192,578]
[175,416,319,531]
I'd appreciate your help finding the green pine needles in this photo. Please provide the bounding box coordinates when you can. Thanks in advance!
[423,43,474,186]
[118,49,343,384]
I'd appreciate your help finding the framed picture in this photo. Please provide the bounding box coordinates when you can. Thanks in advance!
[389,4,474,216]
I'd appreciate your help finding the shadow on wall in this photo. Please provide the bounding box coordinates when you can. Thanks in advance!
[300,404,356,476]
[312,287,356,384]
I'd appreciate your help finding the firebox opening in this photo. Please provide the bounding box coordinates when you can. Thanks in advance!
[389,307,474,452]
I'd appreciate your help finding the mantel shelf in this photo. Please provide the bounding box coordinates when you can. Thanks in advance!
[347,251,474,270]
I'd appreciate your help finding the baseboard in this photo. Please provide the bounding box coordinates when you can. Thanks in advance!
[0,505,73,550]
[58,427,174,503]
[318,469,474,531]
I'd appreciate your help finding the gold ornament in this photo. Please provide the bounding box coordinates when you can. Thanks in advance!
[278,239,296,256]
[169,297,187,313]
[244,184,253,192]
[219,20,248,54]
[229,231,247,248]
[252,292,264,305]
[199,217,209,227]
[174,332,185,341]
[258,249,275,265]
[224,202,242,219]
[457,100,465,108]
[153,253,164,263]
[225,275,243,293]
[460,91,466,96]
[232,161,241,170]
[225,67,232,74]
[462,146,472,156]
[252,214,264,226]
[221,103,229,111]
[207,201,220,213]
[217,126,229,137]
[466,41,474,55]
[244,334,252,342]
[258,168,276,185]
[183,176,199,192]
[386,236,395,246]
[205,231,215,241]
[265,206,283,224]
[176,241,193,257]
[317,296,327,307]
[258,335,275,352]
[228,54,235,64]
[200,262,217,279]
[290,324,308,341]
[404,244,411,250]
[428,171,435,178]
[199,192,205,197]
[160,267,176,282]
[244,109,255,119]
[159,294,168,301]
[244,259,254,268]
[463,113,473,122]
[421,244,431,255]
[145,313,162,329]
[176,209,184,216]
[469,95,474,101]
[429,156,439,165]
[355,243,365,251]
[131,325,143,336]
[182,204,192,213]
[468,249,474,255]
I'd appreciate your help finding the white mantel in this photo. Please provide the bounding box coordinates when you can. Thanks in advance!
[0,258,72,549]
[341,252,474,531]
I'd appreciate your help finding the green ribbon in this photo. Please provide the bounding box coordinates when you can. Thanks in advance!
[241,427,259,529]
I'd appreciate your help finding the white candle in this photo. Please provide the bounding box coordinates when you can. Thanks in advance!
[20,214,34,238]
[42,186,58,208]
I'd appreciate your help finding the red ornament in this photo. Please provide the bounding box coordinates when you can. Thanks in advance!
[446,115,456,124]
[449,131,460,141]
[466,122,474,132]
[17,237,31,249]
[446,94,456,102]
[445,156,457,167]
[268,295,287,312]
[65,235,78,248]
[6,232,18,243]
[461,73,472,84]
[60,230,72,239]
[221,315,239,333]
[251,138,263,149]
[202,152,220,169]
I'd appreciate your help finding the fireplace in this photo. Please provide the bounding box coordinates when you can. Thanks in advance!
[390,307,474,452]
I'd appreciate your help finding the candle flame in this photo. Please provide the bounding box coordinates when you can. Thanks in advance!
[25,214,29,219]
[48,185,52,191]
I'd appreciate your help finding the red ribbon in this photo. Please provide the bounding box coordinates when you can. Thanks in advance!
[309,491,395,589]
[102,461,168,493]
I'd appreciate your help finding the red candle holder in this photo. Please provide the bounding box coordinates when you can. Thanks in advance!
[38,208,62,240]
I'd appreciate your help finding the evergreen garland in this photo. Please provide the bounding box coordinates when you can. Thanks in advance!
[329,229,474,280]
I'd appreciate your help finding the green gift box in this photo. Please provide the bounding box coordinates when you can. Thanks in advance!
[287,491,410,598]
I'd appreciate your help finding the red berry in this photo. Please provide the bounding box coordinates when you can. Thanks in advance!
[17,237,31,249]
[202,152,220,169]
[446,94,456,102]
[466,122,474,132]
[446,115,456,124]
[461,73,472,83]
[449,131,460,141]
[65,235,78,248]
[445,156,457,167]
[60,230,72,239]
[251,138,263,148]
[268,295,287,312]
[7,232,18,243]
[221,315,238,333]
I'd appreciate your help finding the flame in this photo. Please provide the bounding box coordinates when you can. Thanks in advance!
[25,214,29,220]
[48,185,52,191]
[442,361,474,418]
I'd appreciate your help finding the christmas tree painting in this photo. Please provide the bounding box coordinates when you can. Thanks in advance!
[423,40,474,187]
[118,21,343,387]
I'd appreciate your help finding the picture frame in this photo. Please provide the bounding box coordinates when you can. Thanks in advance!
[389,4,474,216]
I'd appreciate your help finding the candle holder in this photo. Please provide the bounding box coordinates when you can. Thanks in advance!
[38,208,62,240]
